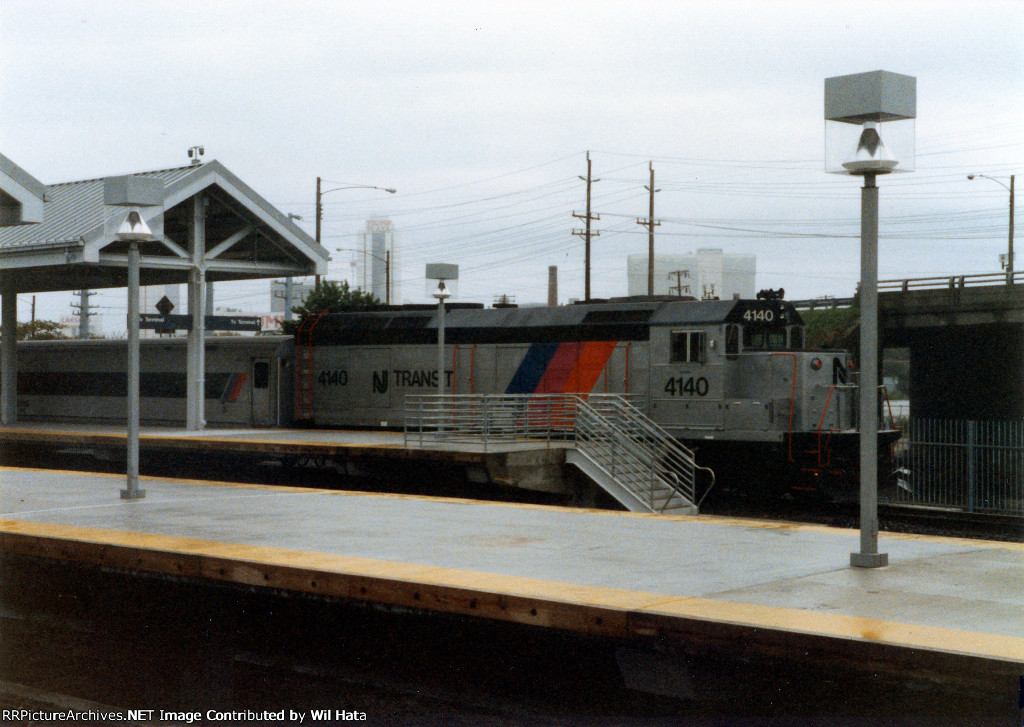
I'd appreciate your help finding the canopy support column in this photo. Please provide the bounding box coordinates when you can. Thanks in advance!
[1,280,16,425]
[186,193,207,431]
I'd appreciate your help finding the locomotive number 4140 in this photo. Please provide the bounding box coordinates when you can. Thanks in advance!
[664,376,709,397]
[742,308,774,322]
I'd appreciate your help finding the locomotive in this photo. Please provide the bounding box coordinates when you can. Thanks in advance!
[12,294,897,499]
[300,294,896,499]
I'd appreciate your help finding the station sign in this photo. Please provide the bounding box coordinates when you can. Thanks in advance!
[139,314,262,333]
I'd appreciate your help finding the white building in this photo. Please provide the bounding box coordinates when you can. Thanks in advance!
[351,217,401,304]
[627,248,755,300]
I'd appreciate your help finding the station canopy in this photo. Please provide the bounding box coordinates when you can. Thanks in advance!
[0,159,327,294]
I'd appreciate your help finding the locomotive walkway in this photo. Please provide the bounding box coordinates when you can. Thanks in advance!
[0,465,1021,713]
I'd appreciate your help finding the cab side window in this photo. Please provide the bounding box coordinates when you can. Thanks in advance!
[670,330,706,364]
[725,324,739,359]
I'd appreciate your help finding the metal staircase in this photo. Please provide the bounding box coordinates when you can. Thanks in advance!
[567,395,699,514]
[404,393,703,515]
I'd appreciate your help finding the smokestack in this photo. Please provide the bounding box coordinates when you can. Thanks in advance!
[548,266,558,307]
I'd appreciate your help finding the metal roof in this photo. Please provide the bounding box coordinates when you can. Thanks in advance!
[0,153,46,226]
[0,160,328,294]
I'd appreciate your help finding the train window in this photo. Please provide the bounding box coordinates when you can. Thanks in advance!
[789,326,804,350]
[743,327,786,350]
[253,361,269,389]
[670,330,706,364]
[725,325,739,359]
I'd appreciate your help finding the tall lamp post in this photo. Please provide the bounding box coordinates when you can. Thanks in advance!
[105,175,163,500]
[336,247,392,304]
[426,264,458,437]
[967,173,1015,282]
[315,178,396,287]
[826,70,916,568]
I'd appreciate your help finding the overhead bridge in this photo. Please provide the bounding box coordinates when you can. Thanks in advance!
[404,393,703,515]
[879,272,1024,419]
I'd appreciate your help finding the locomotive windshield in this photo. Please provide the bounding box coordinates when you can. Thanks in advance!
[723,300,805,353]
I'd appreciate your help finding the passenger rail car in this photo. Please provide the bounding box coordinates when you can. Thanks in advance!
[304,297,897,498]
[14,336,293,428]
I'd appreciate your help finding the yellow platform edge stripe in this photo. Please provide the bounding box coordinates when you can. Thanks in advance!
[0,516,1021,665]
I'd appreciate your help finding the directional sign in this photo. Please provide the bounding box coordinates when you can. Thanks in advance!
[140,314,191,332]
[205,315,262,332]
[138,314,262,332]
[155,295,175,316]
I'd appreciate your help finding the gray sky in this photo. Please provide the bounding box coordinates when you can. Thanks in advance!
[2,0,1022,328]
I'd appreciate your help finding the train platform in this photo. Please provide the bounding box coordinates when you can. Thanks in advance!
[1,465,1022,707]
[0,421,572,494]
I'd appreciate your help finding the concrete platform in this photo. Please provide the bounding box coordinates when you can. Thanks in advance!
[0,422,573,494]
[1,465,1022,700]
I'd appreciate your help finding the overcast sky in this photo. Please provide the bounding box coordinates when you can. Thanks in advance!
[2,0,1022,330]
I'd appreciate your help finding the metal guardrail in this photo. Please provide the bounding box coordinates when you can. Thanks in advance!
[792,272,1023,310]
[890,418,1024,516]
[878,270,1024,293]
[403,393,698,512]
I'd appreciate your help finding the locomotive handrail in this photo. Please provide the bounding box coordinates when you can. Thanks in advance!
[403,393,699,512]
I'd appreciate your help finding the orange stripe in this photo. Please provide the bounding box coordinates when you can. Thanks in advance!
[567,341,619,394]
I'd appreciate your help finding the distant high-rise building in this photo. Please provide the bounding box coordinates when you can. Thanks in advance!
[627,249,755,299]
[354,218,400,304]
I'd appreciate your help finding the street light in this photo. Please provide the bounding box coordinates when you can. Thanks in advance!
[117,208,154,501]
[426,264,458,416]
[105,174,163,500]
[315,178,396,287]
[967,173,1016,282]
[826,70,916,569]
[335,247,391,304]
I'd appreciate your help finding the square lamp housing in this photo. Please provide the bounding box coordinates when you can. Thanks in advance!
[825,71,916,175]
[425,262,459,299]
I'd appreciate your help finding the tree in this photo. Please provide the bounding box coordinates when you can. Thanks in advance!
[13,320,68,340]
[282,280,382,334]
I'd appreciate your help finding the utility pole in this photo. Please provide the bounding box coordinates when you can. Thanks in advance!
[73,289,94,339]
[667,270,690,297]
[315,176,323,289]
[572,151,600,301]
[1009,174,1015,282]
[636,162,661,296]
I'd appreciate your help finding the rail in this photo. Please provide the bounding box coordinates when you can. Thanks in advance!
[403,393,700,513]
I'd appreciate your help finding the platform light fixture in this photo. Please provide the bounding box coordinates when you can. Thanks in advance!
[106,175,164,501]
[426,264,458,403]
[825,70,916,569]
[115,207,153,501]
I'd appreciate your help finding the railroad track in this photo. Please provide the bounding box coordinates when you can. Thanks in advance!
[702,498,1024,542]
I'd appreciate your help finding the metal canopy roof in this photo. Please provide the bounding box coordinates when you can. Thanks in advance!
[0,153,46,226]
[0,160,327,294]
